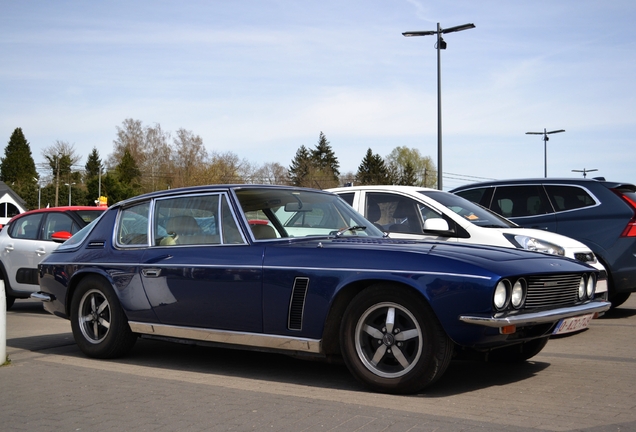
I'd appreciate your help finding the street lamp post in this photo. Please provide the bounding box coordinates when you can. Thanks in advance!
[64,182,75,206]
[572,168,598,178]
[403,22,475,191]
[526,128,565,177]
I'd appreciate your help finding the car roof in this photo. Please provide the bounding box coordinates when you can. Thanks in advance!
[114,184,336,207]
[7,206,104,223]
[328,185,438,193]
[450,177,635,192]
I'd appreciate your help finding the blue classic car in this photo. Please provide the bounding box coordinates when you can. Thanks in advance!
[32,185,610,394]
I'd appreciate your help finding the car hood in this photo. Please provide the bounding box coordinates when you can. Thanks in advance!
[277,237,592,276]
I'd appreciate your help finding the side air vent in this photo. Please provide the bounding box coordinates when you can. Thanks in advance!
[288,277,309,331]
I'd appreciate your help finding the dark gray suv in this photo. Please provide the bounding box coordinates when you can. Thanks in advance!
[451,178,636,307]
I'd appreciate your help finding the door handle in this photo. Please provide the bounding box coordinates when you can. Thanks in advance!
[5,245,13,252]
[35,248,46,256]
[142,268,162,278]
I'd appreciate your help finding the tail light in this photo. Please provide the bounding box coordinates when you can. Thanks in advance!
[612,188,636,237]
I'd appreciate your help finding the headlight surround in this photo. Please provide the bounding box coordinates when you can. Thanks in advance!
[506,234,565,257]
[494,280,510,310]
[511,279,526,309]
[586,274,596,299]
[578,275,587,300]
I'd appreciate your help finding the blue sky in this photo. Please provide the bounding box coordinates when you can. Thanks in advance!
[2,1,635,190]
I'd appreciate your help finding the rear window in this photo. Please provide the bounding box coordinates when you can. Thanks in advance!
[544,185,597,212]
[72,209,105,224]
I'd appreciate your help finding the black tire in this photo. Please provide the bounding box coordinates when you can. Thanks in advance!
[487,337,549,363]
[609,291,631,309]
[340,284,453,394]
[70,275,137,359]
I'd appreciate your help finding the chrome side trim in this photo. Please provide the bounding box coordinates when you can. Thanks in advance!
[128,321,322,353]
[459,300,611,328]
[39,262,493,281]
[30,292,54,302]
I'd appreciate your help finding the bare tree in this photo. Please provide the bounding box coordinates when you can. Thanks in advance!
[144,124,172,191]
[253,162,289,185]
[109,118,147,169]
[172,128,208,188]
[42,140,82,206]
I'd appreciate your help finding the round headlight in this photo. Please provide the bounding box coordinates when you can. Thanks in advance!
[586,274,595,299]
[511,279,526,308]
[578,276,586,300]
[494,280,510,310]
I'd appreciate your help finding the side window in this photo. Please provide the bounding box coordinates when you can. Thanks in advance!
[491,186,552,218]
[455,188,492,207]
[337,192,355,206]
[9,213,43,239]
[117,202,150,246]
[366,192,422,234]
[154,194,243,246]
[221,195,245,244]
[545,185,597,212]
[44,213,78,240]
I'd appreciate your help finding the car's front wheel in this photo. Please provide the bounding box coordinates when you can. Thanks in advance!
[340,285,453,394]
[70,275,137,358]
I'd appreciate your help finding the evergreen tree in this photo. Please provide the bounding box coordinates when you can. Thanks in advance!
[398,161,418,186]
[288,145,312,186]
[310,132,340,182]
[84,148,103,205]
[356,148,389,185]
[0,128,38,208]
[116,147,142,198]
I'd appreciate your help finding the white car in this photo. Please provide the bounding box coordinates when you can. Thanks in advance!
[328,185,608,301]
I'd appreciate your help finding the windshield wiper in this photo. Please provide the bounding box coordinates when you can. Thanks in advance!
[334,225,367,237]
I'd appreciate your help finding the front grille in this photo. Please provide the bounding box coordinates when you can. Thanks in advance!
[525,274,582,308]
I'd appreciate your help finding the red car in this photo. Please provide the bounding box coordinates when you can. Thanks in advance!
[1,206,105,309]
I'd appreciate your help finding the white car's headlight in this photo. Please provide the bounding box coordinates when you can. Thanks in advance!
[509,235,565,257]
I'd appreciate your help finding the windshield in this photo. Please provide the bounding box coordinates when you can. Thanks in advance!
[235,188,384,238]
[419,191,517,228]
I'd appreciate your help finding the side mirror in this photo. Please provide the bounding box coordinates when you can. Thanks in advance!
[51,231,72,243]
[423,218,449,232]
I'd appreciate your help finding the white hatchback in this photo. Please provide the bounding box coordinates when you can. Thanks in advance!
[329,185,608,301]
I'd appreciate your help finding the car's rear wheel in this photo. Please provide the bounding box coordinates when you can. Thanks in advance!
[487,337,549,362]
[70,275,137,358]
[340,284,453,394]
[609,291,631,309]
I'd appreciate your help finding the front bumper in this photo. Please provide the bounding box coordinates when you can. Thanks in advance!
[459,300,611,328]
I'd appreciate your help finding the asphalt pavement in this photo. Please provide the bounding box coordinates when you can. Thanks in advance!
[2,297,636,432]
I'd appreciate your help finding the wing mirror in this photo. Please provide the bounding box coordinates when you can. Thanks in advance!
[423,218,449,233]
[51,231,73,243]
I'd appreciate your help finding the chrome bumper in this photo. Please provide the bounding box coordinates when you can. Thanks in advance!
[30,292,54,302]
[459,300,611,328]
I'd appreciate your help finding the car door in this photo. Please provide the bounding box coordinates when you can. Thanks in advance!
[139,192,264,333]
[489,185,558,232]
[1,212,47,291]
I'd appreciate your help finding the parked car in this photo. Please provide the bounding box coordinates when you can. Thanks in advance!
[1,206,105,309]
[32,185,609,394]
[451,178,636,307]
[328,185,607,304]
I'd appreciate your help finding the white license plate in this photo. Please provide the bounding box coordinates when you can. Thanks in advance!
[553,313,594,335]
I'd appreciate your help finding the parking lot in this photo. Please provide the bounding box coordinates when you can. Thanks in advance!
[2,297,636,431]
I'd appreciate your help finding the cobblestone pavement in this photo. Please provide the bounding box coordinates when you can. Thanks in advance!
[2,297,636,432]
